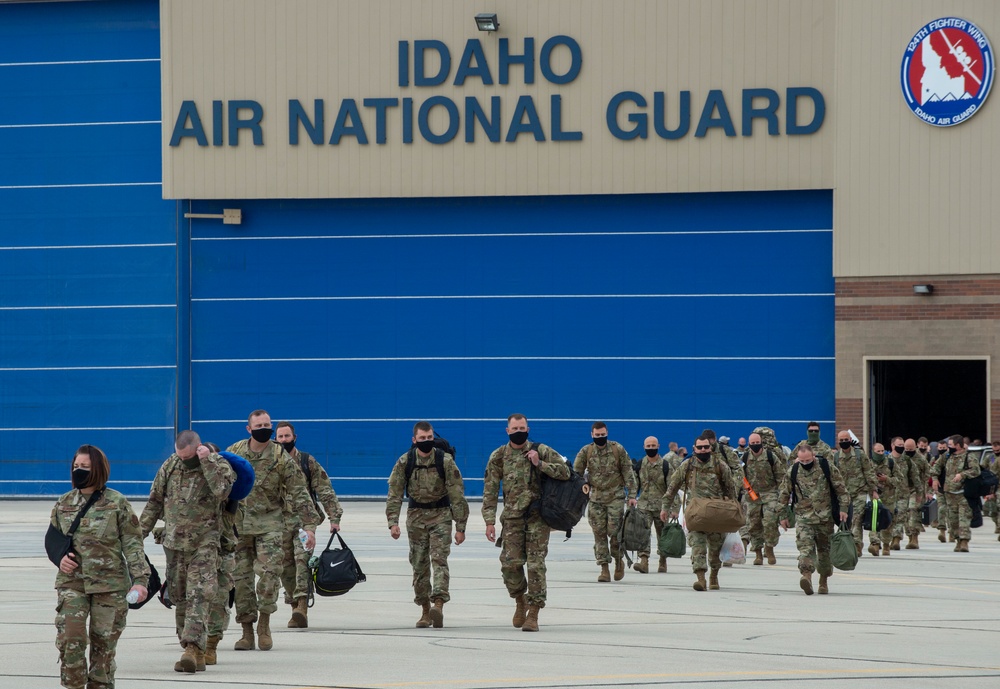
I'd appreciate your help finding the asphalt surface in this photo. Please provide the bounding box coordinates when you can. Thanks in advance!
[2,500,999,689]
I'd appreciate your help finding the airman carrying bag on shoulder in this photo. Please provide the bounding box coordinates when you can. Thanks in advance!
[312,532,366,597]
[44,490,103,567]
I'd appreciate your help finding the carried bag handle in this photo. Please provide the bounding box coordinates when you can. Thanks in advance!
[870,498,879,531]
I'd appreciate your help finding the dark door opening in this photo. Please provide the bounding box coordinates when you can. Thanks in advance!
[869,359,987,446]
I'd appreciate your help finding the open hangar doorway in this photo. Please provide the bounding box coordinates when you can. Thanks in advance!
[866,357,989,447]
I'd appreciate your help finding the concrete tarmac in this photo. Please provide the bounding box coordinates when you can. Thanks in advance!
[2,500,999,689]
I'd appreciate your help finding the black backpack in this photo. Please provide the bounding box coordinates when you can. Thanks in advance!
[312,532,366,597]
[790,457,842,526]
[526,443,589,538]
[633,455,670,493]
[404,446,450,509]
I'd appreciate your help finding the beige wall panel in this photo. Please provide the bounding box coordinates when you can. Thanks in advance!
[834,1,1000,277]
[161,0,834,199]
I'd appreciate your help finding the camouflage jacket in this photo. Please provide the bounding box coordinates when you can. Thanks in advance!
[482,442,570,524]
[831,447,878,498]
[789,438,834,463]
[636,454,672,511]
[743,447,784,498]
[573,440,638,505]
[906,451,930,494]
[51,488,150,594]
[226,439,319,535]
[662,455,738,513]
[714,442,746,484]
[140,452,235,551]
[778,460,849,526]
[870,454,900,504]
[943,451,981,494]
[386,449,470,531]
[286,450,343,528]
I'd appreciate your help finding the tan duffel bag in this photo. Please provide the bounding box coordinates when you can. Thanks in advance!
[684,497,745,533]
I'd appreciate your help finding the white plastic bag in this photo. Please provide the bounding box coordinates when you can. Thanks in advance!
[720,531,746,564]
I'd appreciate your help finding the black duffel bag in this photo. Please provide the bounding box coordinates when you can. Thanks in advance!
[860,499,893,531]
[312,532,366,597]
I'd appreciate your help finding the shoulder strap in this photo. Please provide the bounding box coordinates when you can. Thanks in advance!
[404,448,417,498]
[68,489,104,537]
[766,449,774,467]
[790,463,799,503]
[662,458,670,482]
[434,448,445,480]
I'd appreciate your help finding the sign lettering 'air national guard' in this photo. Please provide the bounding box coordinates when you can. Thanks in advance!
[901,17,994,127]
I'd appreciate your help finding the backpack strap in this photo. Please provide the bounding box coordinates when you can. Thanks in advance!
[298,453,323,518]
[405,448,450,508]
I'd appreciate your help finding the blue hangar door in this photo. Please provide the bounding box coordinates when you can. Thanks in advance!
[187,191,833,497]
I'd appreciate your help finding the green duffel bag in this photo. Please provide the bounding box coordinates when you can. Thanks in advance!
[830,524,858,571]
[658,520,687,558]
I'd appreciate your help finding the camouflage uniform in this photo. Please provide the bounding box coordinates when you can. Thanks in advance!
[207,509,238,639]
[280,449,344,605]
[386,448,469,605]
[930,453,951,538]
[51,488,150,689]
[635,454,672,558]
[944,450,981,542]
[831,446,878,551]
[574,441,638,565]
[778,461,849,576]
[888,452,910,542]
[904,451,930,537]
[789,438,834,463]
[661,456,739,573]
[140,452,235,652]
[483,442,570,608]
[869,453,900,549]
[980,450,999,532]
[743,447,785,551]
[226,439,318,623]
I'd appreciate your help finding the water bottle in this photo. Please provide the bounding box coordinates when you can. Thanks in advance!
[298,528,311,552]
[126,589,140,605]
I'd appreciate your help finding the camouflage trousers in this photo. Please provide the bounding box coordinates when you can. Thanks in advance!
[687,530,724,573]
[946,493,972,541]
[905,491,927,537]
[637,508,664,558]
[279,529,310,604]
[794,521,833,576]
[499,513,551,608]
[233,531,283,622]
[892,495,907,539]
[587,501,625,565]
[746,493,781,550]
[406,508,453,605]
[936,491,951,535]
[846,494,874,548]
[54,588,128,689]
[874,491,896,545]
[165,542,219,651]
[207,549,235,638]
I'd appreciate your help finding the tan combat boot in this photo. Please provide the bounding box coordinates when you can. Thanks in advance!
[429,599,445,628]
[174,645,197,673]
[657,556,667,573]
[614,558,626,581]
[512,595,527,628]
[693,570,707,591]
[905,534,919,550]
[890,536,901,550]
[855,542,863,557]
[194,648,206,672]
[764,545,776,565]
[708,568,720,590]
[882,542,891,556]
[256,612,272,651]
[868,542,880,557]
[233,622,254,651]
[800,572,814,595]
[957,539,970,552]
[205,636,221,665]
[634,555,649,573]
[521,605,539,632]
[818,574,829,595]
[948,533,956,542]
[753,548,763,566]
[288,598,308,628]
[938,528,947,543]
[597,563,611,582]
[416,603,432,628]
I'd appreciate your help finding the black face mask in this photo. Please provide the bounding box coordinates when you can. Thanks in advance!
[593,436,608,447]
[748,443,763,453]
[251,427,273,443]
[893,446,904,454]
[280,440,296,453]
[799,459,815,470]
[645,448,658,458]
[695,451,712,462]
[904,450,916,457]
[508,431,529,445]
[182,456,200,469]
[71,468,90,489]
[414,439,435,453]
[839,441,852,449]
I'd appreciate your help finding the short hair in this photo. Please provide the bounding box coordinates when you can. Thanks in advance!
[248,409,269,423]
[175,430,200,449]
[700,429,716,440]
[276,421,295,434]
[918,437,928,444]
[891,436,903,445]
[807,421,821,430]
[949,434,965,448]
[694,434,713,446]
[72,444,110,490]
[797,444,816,457]
[592,421,607,432]
[413,420,433,436]
[507,413,527,424]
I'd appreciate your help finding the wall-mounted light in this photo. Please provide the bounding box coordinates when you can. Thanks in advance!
[913,284,934,295]
[475,13,499,32]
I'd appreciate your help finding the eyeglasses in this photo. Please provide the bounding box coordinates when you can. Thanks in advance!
[694,445,711,451]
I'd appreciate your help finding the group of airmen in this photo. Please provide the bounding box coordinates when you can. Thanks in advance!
[52,411,996,688]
